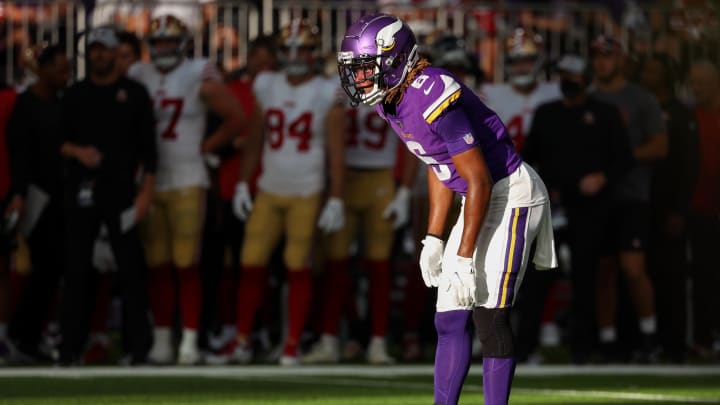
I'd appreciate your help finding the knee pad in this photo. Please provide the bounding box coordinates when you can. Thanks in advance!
[473,307,514,358]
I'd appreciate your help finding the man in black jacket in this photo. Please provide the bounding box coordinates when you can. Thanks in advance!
[58,26,156,364]
[6,45,70,362]
[523,54,634,364]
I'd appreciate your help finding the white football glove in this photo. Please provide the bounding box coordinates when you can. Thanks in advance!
[92,225,117,273]
[232,182,253,220]
[382,186,411,229]
[317,197,344,234]
[447,257,476,307]
[419,235,444,287]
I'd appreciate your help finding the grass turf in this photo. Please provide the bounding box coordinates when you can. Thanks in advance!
[0,373,719,404]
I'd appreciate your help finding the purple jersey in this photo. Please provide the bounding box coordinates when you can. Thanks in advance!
[376,67,521,195]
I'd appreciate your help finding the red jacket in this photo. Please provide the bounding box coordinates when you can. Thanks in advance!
[218,79,259,201]
[0,88,17,201]
[692,108,720,215]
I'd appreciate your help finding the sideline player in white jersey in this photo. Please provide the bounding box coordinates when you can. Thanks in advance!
[228,20,346,366]
[482,28,564,360]
[128,14,246,365]
[481,28,559,154]
[304,100,418,364]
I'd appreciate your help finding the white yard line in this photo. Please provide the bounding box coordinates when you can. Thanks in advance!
[0,364,719,378]
[264,376,720,404]
[514,388,720,404]
[0,366,717,403]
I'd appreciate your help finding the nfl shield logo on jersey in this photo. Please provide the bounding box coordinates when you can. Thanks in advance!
[463,133,475,144]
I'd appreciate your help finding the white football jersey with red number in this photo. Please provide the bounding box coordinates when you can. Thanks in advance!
[345,103,397,169]
[129,58,222,191]
[480,82,560,153]
[253,72,342,196]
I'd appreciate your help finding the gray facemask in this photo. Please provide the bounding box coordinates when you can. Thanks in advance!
[283,61,310,77]
[511,73,535,88]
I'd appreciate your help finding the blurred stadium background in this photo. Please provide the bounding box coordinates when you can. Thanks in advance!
[2,0,719,85]
[1,1,719,403]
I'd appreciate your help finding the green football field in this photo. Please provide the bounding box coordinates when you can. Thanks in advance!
[0,365,718,404]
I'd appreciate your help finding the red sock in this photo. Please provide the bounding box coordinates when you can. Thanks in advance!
[90,273,112,333]
[320,259,349,335]
[236,266,266,336]
[403,263,428,334]
[218,267,237,326]
[285,269,312,356]
[178,265,201,330]
[368,260,391,337]
[148,264,175,327]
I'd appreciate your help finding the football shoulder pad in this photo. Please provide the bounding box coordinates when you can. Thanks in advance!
[405,67,462,124]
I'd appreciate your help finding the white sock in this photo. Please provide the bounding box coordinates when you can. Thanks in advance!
[599,327,617,343]
[321,334,338,343]
[639,316,657,335]
[369,336,386,346]
[181,328,198,349]
[0,322,7,340]
[153,327,171,347]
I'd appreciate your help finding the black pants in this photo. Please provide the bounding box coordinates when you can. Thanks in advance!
[10,201,64,351]
[688,213,720,348]
[647,208,689,361]
[59,196,151,362]
[199,197,245,348]
[565,199,611,362]
[513,248,559,362]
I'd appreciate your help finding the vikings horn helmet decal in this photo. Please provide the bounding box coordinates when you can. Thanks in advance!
[337,13,418,106]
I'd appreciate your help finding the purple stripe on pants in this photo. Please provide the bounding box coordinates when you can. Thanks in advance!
[496,207,529,308]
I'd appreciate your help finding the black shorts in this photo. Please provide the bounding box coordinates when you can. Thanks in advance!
[603,202,650,253]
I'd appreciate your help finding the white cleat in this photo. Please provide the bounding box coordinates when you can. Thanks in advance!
[279,355,301,367]
[303,335,340,364]
[177,345,201,365]
[0,338,18,366]
[147,327,174,365]
[177,329,201,365]
[539,323,561,348]
[208,325,237,352]
[231,342,253,364]
[205,340,253,365]
[366,337,395,365]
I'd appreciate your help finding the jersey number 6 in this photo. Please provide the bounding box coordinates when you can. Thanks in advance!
[405,140,451,181]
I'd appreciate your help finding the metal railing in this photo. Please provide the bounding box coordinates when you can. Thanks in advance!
[1,0,717,86]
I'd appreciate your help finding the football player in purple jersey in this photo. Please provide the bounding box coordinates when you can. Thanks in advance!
[338,14,557,405]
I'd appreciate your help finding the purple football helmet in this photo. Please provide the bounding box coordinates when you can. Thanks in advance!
[338,13,418,106]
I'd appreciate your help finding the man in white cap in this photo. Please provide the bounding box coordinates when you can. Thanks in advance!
[57,25,157,365]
